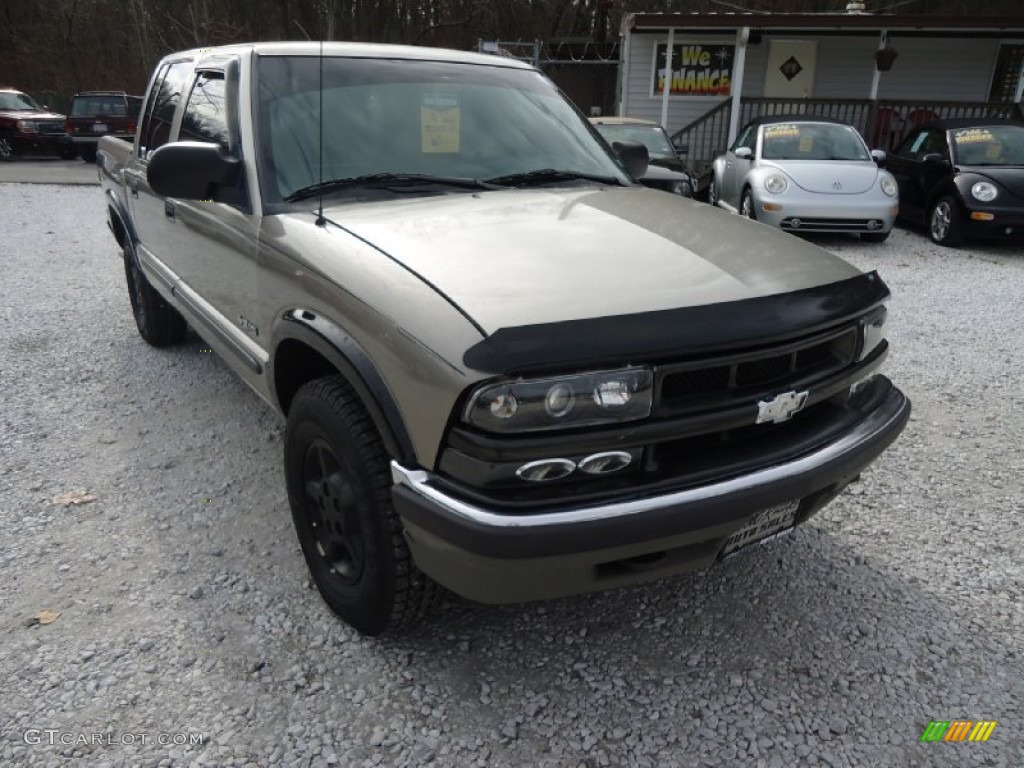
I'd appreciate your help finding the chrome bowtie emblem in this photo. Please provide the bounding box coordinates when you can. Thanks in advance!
[832,180,843,190]
[756,390,809,424]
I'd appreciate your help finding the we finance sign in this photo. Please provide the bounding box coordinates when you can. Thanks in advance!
[653,43,735,96]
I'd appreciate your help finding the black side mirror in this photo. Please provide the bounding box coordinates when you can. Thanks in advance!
[612,139,649,179]
[922,153,948,166]
[147,142,241,201]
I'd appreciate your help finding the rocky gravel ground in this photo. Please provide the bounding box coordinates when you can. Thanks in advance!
[1,184,1022,768]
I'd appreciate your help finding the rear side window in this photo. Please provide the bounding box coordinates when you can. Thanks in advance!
[139,61,192,157]
[71,95,126,117]
[179,72,229,149]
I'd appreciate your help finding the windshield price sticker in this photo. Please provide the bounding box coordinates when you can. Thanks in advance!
[799,136,814,152]
[764,124,800,139]
[421,92,460,154]
[953,128,994,144]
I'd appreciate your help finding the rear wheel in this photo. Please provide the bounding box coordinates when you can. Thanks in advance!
[929,196,964,247]
[740,188,756,220]
[285,376,439,635]
[123,239,187,346]
[80,146,97,163]
[860,231,890,243]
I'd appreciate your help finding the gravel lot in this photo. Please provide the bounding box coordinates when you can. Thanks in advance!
[1,183,1022,768]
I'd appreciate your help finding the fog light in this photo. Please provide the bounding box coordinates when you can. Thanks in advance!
[516,459,576,482]
[577,452,632,475]
[971,212,995,221]
[867,219,881,230]
[790,218,802,229]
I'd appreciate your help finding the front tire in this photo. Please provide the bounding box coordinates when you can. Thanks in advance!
[80,146,97,163]
[929,196,964,247]
[708,177,719,207]
[740,187,756,220]
[123,239,187,346]
[284,376,439,635]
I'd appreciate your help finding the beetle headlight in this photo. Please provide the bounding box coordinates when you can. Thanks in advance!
[880,176,897,197]
[858,306,888,362]
[764,174,788,195]
[465,367,653,433]
[971,182,998,202]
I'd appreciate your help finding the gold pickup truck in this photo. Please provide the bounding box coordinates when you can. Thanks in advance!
[99,42,909,635]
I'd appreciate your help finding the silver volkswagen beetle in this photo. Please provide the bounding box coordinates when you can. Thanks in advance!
[710,116,899,242]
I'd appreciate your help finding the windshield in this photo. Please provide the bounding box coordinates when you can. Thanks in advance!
[592,124,675,158]
[950,125,1024,166]
[71,95,127,117]
[761,123,869,161]
[0,91,42,111]
[256,56,628,203]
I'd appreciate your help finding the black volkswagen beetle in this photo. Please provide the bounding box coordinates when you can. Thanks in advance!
[884,118,1024,247]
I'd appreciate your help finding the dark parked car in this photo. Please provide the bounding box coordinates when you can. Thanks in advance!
[0,88,67,160]
[590,116,697,198]
[64,91,142,162]
[884,119,1024,247]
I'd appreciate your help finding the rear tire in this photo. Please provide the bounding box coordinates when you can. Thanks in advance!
[860,231,890,243]
[80,146,97,163]
[123,239,187,346]
[285,375,439,636]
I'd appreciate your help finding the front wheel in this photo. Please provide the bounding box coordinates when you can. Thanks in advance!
[284,376,439,635]
[0,138,13,161]
[708,178,719,207]
[80,146,97,163]
[740,188,756,220]
[929,196,964,247]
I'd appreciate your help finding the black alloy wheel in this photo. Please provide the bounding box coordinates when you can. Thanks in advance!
[284,375,439,635]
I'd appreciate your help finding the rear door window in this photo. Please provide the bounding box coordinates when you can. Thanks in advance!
[139,60,192,158]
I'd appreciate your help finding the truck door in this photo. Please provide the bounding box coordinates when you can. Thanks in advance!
[126,59,193,289]
[159,60,267,391]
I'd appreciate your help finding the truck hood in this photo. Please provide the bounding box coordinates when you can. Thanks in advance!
[0,109,65,121]
[323,186,861,336]
[763,161,879,195]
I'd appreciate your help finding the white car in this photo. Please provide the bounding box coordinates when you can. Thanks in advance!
[710,116,899,242]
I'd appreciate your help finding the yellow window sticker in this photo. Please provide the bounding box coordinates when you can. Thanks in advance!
[421,92,460,154]
[764,124,801,139]
[953,128,994,144]
[986,143,1002,160]
[799,136,814,153]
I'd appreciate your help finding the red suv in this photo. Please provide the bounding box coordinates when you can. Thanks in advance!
[64,91,142,162]
[0,88,67,160]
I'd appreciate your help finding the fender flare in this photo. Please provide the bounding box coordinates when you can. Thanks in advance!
[270,309,417,465]
[105,188,137,247]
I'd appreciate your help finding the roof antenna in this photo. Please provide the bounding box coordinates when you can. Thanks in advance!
[315,32,326,226]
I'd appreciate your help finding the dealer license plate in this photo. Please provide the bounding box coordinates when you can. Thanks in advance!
[720,501,799,558]
[92,123,108,133]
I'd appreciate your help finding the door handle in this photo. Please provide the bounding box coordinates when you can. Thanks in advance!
[726,162,733,169]
[164,200,175,221]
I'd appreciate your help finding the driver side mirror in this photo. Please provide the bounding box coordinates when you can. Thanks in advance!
[870,149,886,165]
[734,146,753,160]
[922,152,949,166]
[147,141,242,201]
[612,139,649,180]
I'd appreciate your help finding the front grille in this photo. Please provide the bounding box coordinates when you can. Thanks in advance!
[656,326,857,416]
[36,120,65,134]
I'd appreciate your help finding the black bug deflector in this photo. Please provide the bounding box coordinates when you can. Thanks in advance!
[463,272,889,375]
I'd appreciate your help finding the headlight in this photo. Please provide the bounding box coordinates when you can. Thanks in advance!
[858,306,888,362]
[971,182,998,202]
[17,119,39,134]
[465,367,653,433]
[669,180,690,197]
[764,174,788,195]
[880,176,897,197]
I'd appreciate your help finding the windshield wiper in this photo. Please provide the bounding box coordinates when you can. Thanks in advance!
[485,168,625,187]
[285,173,496,202]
